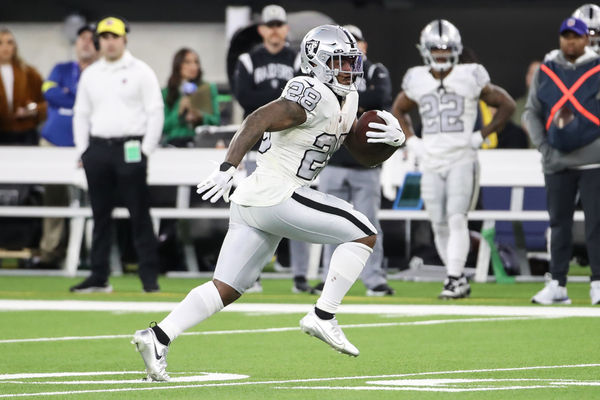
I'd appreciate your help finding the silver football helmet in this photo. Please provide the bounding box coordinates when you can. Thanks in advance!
[417,19,463,71]
[573,4,600,53]
[300,24,363,97]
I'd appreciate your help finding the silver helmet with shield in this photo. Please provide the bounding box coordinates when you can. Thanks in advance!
[417,19,463,71]
[573,4,600,52]
[300,24,363,97]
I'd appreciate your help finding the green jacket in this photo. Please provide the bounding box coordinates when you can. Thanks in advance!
[161,83,220,143]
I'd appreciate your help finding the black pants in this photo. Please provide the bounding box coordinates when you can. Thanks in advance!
[545,167,600,286]
[82,138,159,289]
[0,130,39,145]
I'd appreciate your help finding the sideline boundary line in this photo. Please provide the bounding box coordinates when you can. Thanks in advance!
[0,316,544,344]
[1,300,600,317]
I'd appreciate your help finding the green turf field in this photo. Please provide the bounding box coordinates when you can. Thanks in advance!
[1,275,599,399]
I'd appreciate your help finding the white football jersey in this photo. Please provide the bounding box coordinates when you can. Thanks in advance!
[231,76,358,206]
[401,63,490,171]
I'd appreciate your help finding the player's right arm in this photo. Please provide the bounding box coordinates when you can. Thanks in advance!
[392,91,425,158]
[391,91,417,139]
[196,98,307,203]
[225,99,307,167]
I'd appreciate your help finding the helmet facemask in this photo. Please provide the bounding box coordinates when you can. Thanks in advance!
[420,44,461,71]
[300,25,364,97]
[325,53,364,96]
[417,19,463,72]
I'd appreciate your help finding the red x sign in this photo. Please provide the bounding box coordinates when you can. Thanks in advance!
[541,63,600,130]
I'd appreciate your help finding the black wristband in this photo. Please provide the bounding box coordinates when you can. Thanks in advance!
[219,161,236,171]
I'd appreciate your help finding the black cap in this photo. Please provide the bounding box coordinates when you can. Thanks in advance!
[76,24,95,36]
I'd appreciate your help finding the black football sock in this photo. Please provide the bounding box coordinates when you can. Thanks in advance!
[314,306,334,320]
[150,323,171,346]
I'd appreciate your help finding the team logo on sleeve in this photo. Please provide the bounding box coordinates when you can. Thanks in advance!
[305,40,320,59]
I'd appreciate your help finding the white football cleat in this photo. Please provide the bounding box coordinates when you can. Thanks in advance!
[531,279,571,305]
[131,328,170,381]
[299,310,359,357]
[591,281,600,305]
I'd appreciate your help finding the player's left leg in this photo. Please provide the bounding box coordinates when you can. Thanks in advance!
[421,169,449,265]
[439,161,479,299]
[132,203,280,381]
[349,168,394,295]
[245,186,377,356]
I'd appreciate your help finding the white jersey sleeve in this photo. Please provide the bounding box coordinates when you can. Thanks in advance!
[230,76,358,207]
[400,66,424,102]
[470,63,491,94]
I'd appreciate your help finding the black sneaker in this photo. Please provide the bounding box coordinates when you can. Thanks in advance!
[366,283,396,297]
[311,281,325,295]
[292,276,313,293]
[438,275,471,299]
[143,284,160,293]
[69,276,113,293]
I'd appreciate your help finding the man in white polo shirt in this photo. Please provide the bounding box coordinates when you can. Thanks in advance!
[71,16,164,293]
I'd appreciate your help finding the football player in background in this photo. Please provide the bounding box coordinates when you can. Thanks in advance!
[392,19,515,299]
[573,3,600,53]
[132,25,405,381]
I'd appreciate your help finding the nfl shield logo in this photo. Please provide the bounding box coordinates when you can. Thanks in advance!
[305,40,320,59]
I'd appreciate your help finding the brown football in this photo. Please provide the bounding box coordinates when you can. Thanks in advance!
[553,106,575,129]
[345,110,398,167]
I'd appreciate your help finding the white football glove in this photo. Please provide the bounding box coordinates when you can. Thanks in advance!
[470,130,484,149]
[366,110,406,147]
[196,163,236,203]
[405,136,425,159]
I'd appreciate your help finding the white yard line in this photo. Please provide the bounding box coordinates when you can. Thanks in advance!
[1,299,600,317]
[0,316,542,344]
[0,364,598,398]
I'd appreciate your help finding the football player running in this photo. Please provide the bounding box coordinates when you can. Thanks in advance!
[132,25,405,381]
[392,20,515,299]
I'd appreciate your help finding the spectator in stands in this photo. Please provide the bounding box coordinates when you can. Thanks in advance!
[0,28,46,145]
[32,24,98,268]
[162,48,220,147]
[233,5,299,118]
[524,17,600,305]
[70,17,163,293]
[232,5,310,294]
[315,25,395,297]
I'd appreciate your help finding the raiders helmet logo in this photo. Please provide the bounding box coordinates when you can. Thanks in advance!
[305,39,320,59]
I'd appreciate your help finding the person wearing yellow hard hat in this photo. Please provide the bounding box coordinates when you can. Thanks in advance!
[71,15,165,294]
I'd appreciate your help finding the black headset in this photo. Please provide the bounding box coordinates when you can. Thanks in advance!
[93,16,131,51]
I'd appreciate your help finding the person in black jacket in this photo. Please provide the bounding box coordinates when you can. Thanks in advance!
[316,25,396,297]
[233,4,299,118]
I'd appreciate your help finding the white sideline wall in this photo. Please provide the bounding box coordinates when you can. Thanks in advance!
[5,23,228,86]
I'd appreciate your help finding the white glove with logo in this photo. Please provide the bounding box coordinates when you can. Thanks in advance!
[366,110,406,147]
[196,162,236,203]
[405,136,425,159]
[470,130,484,149]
